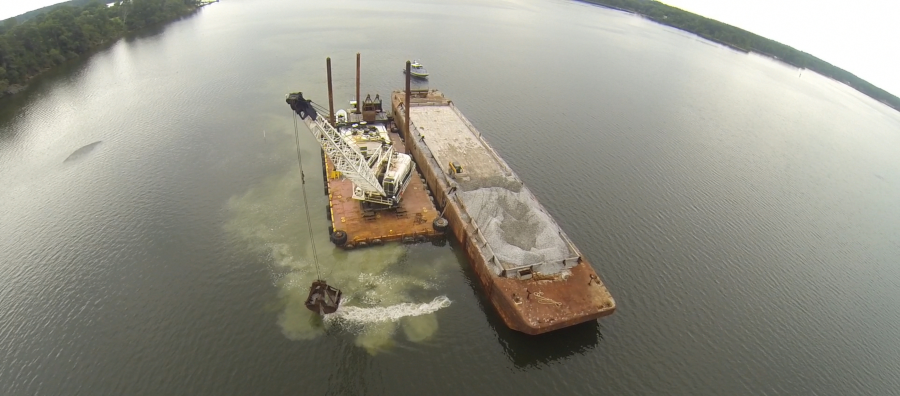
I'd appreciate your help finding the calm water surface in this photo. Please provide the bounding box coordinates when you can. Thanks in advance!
[2,0,900,394]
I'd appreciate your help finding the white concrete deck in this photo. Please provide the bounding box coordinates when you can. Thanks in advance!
[409,106,508,185]
[409,105,578,273]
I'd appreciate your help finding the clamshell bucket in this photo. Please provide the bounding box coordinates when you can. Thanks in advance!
[305,280,342,315]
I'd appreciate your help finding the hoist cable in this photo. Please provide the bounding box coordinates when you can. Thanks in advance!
[292,110,322,280]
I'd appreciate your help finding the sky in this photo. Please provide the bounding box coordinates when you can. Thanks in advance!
[2,0,899,96]
[660,0,900,96]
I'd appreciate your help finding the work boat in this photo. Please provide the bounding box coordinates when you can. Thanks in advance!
[403,60,429,78]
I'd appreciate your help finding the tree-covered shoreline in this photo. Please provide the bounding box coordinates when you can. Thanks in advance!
[579,0,900,112]
[0,0,204,96]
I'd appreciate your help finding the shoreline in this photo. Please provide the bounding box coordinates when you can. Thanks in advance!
[577,0,900,113]
[1,2,214,99]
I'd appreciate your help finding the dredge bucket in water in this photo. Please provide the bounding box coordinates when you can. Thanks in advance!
[305,280,342,315]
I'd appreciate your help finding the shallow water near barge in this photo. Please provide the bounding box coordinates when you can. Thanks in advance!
[2,0,900,394]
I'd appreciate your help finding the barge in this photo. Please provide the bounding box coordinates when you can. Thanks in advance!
[319,94,441,248]
[287,56,441,249]
[391,85,615,334]
[286,56,615,334]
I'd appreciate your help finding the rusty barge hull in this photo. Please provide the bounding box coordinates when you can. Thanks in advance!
[391,89,616,334]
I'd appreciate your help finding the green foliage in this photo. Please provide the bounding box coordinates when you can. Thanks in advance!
[580,0,900,112]
[8,0,111,24]
[0,0,198,91]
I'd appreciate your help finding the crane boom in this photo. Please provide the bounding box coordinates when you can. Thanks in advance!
[287,92,408,208]
[306,115,387,197]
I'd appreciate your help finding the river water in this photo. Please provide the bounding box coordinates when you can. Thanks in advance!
[2,0,900,394]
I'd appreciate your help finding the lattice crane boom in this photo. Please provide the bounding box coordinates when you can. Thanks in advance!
[306,115,387,197]
[287,92,412,207]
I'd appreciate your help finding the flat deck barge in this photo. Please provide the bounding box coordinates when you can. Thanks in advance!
[323,118,440,248]
[391,89,616,334]
[286,56,443,250]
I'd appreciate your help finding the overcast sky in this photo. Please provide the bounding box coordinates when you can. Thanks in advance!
[661,0,900,97]
[2,0,899,96]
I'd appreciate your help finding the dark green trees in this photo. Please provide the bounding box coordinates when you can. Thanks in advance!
[0,0,198,94]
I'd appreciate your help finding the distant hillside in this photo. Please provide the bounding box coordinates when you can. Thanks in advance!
[579,0,900,112]
[1,0,204,95]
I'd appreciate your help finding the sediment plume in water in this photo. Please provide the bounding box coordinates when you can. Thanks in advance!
[225,155,454,354]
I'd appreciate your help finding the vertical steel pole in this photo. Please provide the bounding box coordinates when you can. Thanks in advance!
[405,60,411,136]
[356,53,361,114]
[326,57,335,125]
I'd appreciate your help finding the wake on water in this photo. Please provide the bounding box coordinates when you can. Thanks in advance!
[325,296,452,327]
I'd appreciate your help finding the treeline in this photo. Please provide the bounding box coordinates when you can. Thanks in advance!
[580,0,900,112]
[0,0,201,94]
[14,0,101,23]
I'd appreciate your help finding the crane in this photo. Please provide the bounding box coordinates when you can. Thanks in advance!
[286,91,414,209]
